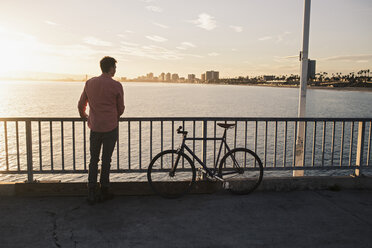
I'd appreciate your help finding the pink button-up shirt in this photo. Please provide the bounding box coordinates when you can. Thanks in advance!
[78,74,125,132]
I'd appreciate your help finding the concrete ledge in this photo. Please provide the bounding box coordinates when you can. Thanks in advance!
[6,181,219,196]
[0,182,15,196]
[256,176,372,191]
[0,176,371,196]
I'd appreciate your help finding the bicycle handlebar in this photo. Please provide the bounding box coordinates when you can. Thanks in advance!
[177,126,188,135]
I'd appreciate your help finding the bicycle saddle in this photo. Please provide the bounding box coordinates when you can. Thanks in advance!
[217,123,236,129]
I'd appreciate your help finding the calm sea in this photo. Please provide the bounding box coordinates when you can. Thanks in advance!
[0,80,371,182]
[1,80,372,118]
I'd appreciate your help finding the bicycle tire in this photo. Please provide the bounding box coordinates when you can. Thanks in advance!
[218,148,263,195]
[147,149,196,198]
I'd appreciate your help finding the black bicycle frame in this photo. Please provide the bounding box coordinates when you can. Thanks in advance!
[174,129,234,177]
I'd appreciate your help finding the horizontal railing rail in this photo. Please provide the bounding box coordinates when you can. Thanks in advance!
[0,117,371,182]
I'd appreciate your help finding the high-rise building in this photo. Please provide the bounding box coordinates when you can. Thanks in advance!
[166,73,171,82]
[171,73,179,82]
[159,72,165,81]
[188,74,195,83]
[206,71,219,81]
[206,71,213,81]
[201,73,206,82]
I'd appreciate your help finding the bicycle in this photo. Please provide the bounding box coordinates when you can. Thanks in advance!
[147,123,263,198]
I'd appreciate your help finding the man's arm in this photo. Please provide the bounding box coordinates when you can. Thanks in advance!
[117,84,125,119]
[78,84,88,120]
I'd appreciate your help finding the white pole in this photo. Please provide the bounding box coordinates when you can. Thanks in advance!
[294,0,311,177]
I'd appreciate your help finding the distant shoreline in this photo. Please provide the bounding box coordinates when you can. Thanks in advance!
[2,78,372,92]
[123,80,372,92]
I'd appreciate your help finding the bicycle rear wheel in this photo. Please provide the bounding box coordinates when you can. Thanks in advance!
[147,150,196,198]
[218,148,263,194]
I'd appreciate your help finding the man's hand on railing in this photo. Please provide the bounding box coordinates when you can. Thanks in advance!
[80,113,88,121]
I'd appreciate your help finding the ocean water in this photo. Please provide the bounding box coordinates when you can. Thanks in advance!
[0,80,371,182]
[1,80,372,118]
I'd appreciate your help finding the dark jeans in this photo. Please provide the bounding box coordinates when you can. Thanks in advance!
[88,127,118,188]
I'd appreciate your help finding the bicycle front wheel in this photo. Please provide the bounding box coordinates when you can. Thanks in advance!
[147,150,196,198]
[218,148,263,195]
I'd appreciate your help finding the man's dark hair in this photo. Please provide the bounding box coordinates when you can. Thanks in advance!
[100,56,117,73]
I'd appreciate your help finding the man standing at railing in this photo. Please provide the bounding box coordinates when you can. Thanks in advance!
[78,56,125,205]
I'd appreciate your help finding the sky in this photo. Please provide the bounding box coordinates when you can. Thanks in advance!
[0,0,371,79]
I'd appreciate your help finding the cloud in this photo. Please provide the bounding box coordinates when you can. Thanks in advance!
[208,52,220,56]
[121,41,140,46]
[258,36,272,41]
[320,54,372,62]
[42,44,104,58]
[182,42,195,48]
[357,60,369,63]
[118,43,203,60]
[45,20,57,26]
[229,25,243,33]
[276,31,291,43]
[117,31,134,38]
[272,55,300,63]
[181,41,196,47]
[145,35,168,42]
[176,42,196,50]
[153,22,169,29]
[275,55,299,60]
[231,48,238,52]
[146,6,163,12]
[190,13,217,31]
[83,36,112,46]
[258,32,291,42]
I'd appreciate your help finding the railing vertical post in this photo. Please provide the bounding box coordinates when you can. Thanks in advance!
[26,120,34,183]
[201,120,208,180]
[294,120,305,176]
[355,121,365,176]
[202,120,207,165]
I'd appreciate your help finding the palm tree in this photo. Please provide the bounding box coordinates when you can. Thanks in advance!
[367,69,370,81]
[357,70,362,81]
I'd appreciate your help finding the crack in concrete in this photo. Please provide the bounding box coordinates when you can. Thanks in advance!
[70,229,77,248]
[46,211,61,248]
[45,203,82,248]
[64,204,82,248]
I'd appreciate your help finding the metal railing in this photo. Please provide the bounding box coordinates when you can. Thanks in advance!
[0,117,371,182]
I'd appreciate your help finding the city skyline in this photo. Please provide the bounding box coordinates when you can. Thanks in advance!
[1,67,371,82]
[0,0,371,79]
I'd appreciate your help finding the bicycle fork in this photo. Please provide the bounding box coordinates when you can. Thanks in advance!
[169,152,182,177]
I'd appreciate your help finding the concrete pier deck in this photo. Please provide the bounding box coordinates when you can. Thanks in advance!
[1,189,371,248]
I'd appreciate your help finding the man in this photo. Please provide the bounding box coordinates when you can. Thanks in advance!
[78,56,125,205]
